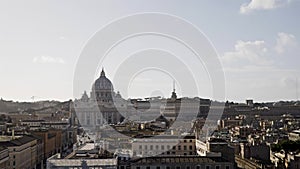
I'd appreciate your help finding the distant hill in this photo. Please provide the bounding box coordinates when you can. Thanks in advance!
[0,98,71,113]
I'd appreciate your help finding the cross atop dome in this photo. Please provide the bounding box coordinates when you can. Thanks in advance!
[100,67,105,77]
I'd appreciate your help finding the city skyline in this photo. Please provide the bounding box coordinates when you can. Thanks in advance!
[0,0,300,102]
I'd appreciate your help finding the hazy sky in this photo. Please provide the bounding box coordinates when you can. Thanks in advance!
[0,0,300,102]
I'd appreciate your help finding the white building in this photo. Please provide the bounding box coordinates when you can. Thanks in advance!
[47,154,117,169]
[132,135,196,157]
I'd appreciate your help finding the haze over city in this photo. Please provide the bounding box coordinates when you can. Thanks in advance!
[1,0,300,102]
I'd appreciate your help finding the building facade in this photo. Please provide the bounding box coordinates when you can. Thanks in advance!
[0,147,9,169]
[0,135,38,169]
[132,135,196,157]
[74,69,126,129]
[120,156,234,169]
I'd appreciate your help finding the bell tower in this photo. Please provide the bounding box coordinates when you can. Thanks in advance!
[171,80,177,100]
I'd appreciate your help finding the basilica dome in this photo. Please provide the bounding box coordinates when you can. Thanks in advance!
[93,69,114,91]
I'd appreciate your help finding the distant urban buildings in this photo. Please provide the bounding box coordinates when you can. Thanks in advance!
[74,68,211,130]
[0,69,300,169]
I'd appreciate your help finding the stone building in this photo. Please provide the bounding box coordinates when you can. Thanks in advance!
[132,135,196,157]
[120,156,234,169]
[240,142,270,162]
[238,126,254,138]
[236,142,273,169]
[196,137,235,167]
[289,154,300,169]
[74,69,126,129]
[288,130,300,141]
[31,128,70,161]
[47,154,117,169]
[0,135,38,169]
[0,146,9,169]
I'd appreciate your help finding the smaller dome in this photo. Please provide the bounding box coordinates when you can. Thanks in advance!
[80,91,89,102]
[115,91,122,98]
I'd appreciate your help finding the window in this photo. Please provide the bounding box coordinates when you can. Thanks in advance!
[225,166,230,169]
[136,167,140,169]
[161,145,164,150]
[189,145,193,150]
[186,166,190,169]
[178,145,181,150]
[150,145,153,150]
[157,167,160,169]
[156,145,159,150]
[176,166,181,169]
[196,166,201,169]
[146,167,150,169]
[167,167,171,169]
[184,145,187,150]
[205,166,210,169]
[139,145,142,150]
[145,145,148,150]
[215,166,220,169]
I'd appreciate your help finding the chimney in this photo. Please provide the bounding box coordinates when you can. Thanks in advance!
[12,129,15,140]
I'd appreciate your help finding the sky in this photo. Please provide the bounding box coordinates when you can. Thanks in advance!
[0,0,300,102]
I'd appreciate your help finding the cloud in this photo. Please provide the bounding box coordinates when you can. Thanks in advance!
[59,36,67,40]
[240,0,291,14]
[275,32,297,54]
[33,56,65,64]
[222,32,299,101]
[222,32,298,69]
[222,40,271,66]
[281,76,298,87]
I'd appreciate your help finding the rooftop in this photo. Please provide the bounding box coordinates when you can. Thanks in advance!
[128,156,230,165]
[291,130,300,134]
[0,135,36,147]
[47,154,117,167]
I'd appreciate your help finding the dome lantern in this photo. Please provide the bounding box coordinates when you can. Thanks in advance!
[100,67,105,77]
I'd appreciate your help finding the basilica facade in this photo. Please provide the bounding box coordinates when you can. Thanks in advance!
[74,69,127,129]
